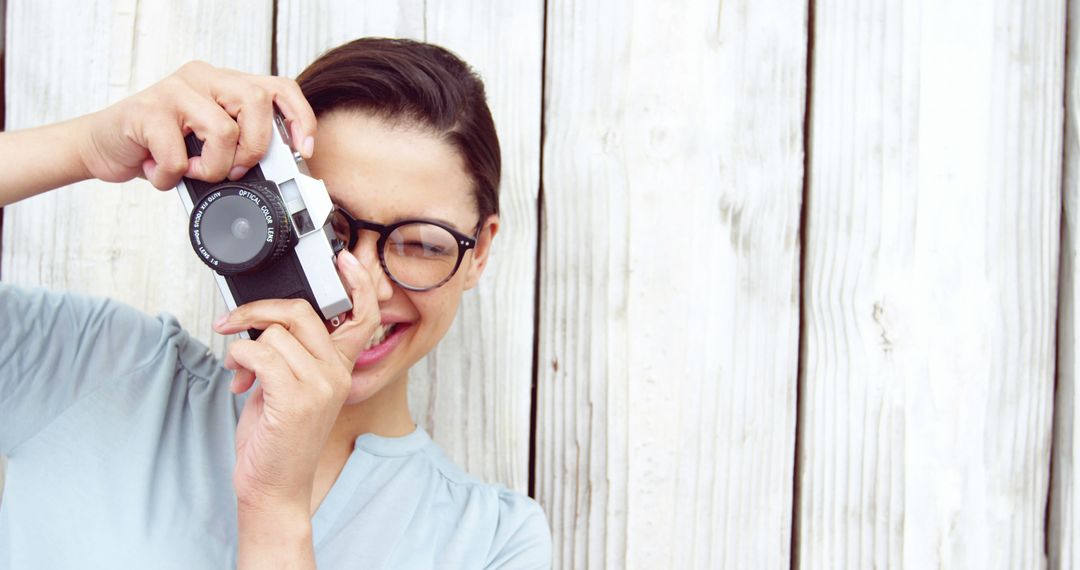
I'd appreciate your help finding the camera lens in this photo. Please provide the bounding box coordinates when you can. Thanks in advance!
[189,182,291,274]
[200,196,268,264]
[231,218,251,240]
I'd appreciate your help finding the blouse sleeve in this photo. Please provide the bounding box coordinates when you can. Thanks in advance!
[484,491,553,569]
[0,284,172,454]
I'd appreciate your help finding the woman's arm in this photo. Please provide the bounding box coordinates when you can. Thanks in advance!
[0,61,317,207]
[238,506,317,569]
[0,61,361,567]
[0,117,94,206]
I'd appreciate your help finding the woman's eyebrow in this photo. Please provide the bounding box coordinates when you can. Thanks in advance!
[391,215,469,232]
[331,201,471,232]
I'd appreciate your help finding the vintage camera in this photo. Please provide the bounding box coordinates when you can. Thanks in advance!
[175,113,352,339]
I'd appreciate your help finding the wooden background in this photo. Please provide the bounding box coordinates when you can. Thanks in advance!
[2,0,1080,568]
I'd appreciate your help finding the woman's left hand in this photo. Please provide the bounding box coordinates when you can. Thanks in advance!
[213,250,380,566]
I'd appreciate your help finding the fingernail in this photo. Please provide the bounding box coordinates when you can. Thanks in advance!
[213,312,230,328]
[228,166,248,180]
[302,136,315,158]
[340,249,360,268]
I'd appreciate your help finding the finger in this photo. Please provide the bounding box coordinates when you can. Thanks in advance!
[233,384,262,452]
[256,324,326,386]
[224,338,304,399]
[222,347,257,393]
[340,250,380,319]
[215,298,339,364]
[228,86,274,179]
[139,120,191,190]
[330,250,381,363]
[210,77,275,179]
[229,368,257,394]
[263,76,317,158]
[181,92,241,182]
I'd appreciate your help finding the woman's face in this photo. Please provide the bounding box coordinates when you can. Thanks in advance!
[306,110,497,405]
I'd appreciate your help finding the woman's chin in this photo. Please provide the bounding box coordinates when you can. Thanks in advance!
[343,374,379,405]
[343,367,403,406]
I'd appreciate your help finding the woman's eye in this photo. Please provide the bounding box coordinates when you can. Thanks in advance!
[401,241,450,256]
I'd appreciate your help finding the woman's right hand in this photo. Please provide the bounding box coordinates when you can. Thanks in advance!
[0,61,317,206]
[77,60,317,189]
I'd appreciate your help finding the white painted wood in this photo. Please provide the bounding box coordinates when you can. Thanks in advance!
[1052,0,1080,567]
[800,0,1064,568]
[1,0,274,356]
[275,0,424,72]
[276,2,543,493]
[537,0,805,567]
[1,0,6,507]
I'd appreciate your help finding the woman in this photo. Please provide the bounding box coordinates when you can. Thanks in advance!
[0,38,549,569]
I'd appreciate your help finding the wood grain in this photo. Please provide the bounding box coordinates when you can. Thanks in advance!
[537,0,806,567]
[1052,0,1080,567]
[276,1,543,493]
[800,0,1064,567]
[1,0,274,356]
[1,0,6,508]
[1,0,6,130]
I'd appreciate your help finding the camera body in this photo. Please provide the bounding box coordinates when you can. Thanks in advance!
[175,114,352,339]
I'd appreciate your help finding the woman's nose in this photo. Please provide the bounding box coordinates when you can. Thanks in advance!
[352,231,380,266]
[350,232,394,302]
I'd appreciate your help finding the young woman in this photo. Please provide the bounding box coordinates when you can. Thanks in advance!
[0,38,549,569]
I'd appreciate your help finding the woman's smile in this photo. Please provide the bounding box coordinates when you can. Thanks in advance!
[355,320,412,367]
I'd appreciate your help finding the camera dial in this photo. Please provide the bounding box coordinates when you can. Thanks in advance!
[189,181,293,275]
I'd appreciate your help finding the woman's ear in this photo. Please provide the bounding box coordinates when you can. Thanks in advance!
[463,214,499,290]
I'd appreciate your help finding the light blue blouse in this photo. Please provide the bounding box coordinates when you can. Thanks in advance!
[0,285,550,569]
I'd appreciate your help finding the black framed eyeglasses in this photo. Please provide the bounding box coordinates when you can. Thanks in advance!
[329,207,478,291]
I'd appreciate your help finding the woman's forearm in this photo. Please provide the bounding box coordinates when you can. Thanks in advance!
[0,116,92,207]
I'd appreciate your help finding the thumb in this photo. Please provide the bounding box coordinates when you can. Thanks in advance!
[332,250,380,363]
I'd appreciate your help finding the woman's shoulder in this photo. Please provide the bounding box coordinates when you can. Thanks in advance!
[2,282,175,335]
[386,430,552,567]
[482,484,551,569]
[0,284,229,455]
[420,443,547,525]
[0,283,217,379]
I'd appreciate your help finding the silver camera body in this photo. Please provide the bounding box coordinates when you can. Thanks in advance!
[175,113,352,339]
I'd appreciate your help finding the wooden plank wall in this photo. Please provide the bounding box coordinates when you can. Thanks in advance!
[536,0,805,567]
[1053,0,1080,567]
[3,0,1080,568]
[801,1,1065,569]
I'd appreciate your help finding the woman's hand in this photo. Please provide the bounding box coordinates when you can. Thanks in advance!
[0,61,316,206]
[79,60,316,189]
[213,250,381,568]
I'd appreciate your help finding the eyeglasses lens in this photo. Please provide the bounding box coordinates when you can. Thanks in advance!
[330,211,461,290]
[328,210,347,246]
[385,223,460,289]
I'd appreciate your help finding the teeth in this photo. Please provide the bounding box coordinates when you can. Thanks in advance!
[362,323,397,351]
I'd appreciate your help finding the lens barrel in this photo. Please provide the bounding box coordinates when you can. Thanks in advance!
[189,182,292,275]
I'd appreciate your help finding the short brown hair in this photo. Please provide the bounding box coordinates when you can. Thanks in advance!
[296,38,500,223]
